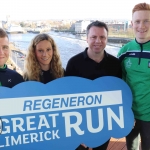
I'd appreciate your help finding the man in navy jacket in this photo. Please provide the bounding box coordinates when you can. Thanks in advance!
[0,28,24,88]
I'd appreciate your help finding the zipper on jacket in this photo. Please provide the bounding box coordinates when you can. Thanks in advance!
[138,44,143,65]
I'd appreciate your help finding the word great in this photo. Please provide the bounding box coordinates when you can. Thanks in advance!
[0,106,124,148]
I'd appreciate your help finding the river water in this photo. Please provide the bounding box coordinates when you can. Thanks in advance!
[8,31,120,69]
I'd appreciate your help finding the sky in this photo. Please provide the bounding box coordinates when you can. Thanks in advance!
[0,0,150,21]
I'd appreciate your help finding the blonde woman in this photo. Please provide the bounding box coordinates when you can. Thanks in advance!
[24,33,64,83]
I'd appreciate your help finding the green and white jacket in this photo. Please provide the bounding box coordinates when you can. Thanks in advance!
[117,39,150,121]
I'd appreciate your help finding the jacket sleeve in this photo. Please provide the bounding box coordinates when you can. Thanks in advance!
[117,46,127,81]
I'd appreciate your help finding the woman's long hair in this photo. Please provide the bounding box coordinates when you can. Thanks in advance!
[23,33,64,81]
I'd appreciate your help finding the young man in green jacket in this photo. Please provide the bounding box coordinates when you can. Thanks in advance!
[0,28,24,88]
[117,3,150,150]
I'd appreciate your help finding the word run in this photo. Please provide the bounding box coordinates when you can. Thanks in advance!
[0,106,124,147]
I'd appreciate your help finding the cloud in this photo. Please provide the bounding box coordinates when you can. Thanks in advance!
[0,76,134,149]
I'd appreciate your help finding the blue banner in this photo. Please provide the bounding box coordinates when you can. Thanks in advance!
[0,76,134,150]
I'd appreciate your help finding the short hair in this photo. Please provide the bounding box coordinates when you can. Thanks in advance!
[132,2,150,14]
[0,28,9,39]
[86,21,108,36]
[24,33,64,81]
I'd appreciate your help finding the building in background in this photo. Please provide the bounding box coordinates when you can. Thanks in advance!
[75,20,91,33]
[6,15,11,27]
[107,21,130,31]
[6,24,25,34]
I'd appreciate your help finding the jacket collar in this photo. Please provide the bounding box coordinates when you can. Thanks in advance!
[0,64,7,72]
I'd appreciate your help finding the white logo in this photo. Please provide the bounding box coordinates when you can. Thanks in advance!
[8,79,11,82]
[129,53,135,55]
[126,59,132,68]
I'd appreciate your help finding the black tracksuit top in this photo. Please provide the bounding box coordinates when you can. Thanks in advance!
[0,65,24,88]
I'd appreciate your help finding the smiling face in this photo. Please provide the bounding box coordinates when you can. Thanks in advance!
[132,10,150,43]
[0,37,9,68]
[35,40,53,71]
[87,26,108,55]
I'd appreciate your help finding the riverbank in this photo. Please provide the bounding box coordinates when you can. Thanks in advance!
[7,32,124,73]
[50,31,131,47]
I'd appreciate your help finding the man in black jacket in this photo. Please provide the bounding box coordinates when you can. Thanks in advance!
[65,21,122,150]
[0,28,24,88]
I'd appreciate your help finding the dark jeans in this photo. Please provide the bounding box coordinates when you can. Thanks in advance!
[75,139,110,150]
[126,119,150,150]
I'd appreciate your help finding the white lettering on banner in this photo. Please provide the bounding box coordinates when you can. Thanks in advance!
[2,114,59,134]
[0,90,124,148]
[38,115,50,129]
[11,135,21,145]
[62,112,84,137]
[11,118,25,133]
[48,114,59,127]
[31,133,39,142]
[1,107,124,136]
[0,90,122,116]
[62,106,124,137]
[5,136,10,146]
[0,130,60,148]
[107,106,124,130]
[1,119,10,134]
[26,116,36,131]
[0,145,4,148]
[86,109,104,133]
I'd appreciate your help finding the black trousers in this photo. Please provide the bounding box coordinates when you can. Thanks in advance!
[126,119,150,150]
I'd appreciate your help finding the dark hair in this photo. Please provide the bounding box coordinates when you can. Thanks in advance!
[86,21,108,36]
[132,2,150,14]
[0,28,9,39]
